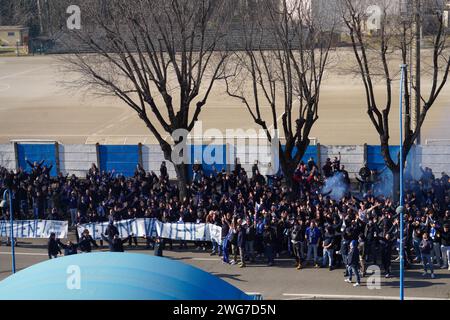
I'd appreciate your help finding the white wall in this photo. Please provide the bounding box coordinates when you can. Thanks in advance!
[58,144,97,177]
[0,144,16,171]
[417,145,450,177]
[320,145,365,177]
[142,145,176,178]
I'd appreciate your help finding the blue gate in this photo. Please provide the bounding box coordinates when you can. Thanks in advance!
[17,144,57,176]
[98,145,139,177]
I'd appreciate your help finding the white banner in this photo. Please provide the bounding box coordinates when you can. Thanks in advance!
[77,218,158,240]
[78,218,223,244]
[0,220,68,239]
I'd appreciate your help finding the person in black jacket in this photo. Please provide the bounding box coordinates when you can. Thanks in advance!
[291,218,305,270]
[78,229,99,253]
[104,218,119,243]
[380,232,395,278]
[244,216,256,263]
[345,240,361,286]
[237,222,247,268]
[263,223,276,266]
[101,233,131,252]
[364,217,379,264]
[47,232,61,259]
[420,233,435,278]
[58,240,78,256]
[322,226,335,271]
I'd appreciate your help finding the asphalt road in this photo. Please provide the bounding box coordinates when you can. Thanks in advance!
[1,238,449,300]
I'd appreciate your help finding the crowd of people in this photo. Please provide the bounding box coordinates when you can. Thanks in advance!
[1,156,449,286]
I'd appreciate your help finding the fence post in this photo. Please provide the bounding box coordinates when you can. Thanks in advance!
[96,143,101,171]
[55,142,61,175]
[138,143,143,167]
[13,142,19,171]
[316,143,322,174]
[363,143,368,165]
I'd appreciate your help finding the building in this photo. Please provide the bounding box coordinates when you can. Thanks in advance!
[0,26,29,47]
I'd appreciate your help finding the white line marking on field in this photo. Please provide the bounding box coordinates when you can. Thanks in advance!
[282,293,448,301]
[0,252,47,257]
[0,66,48,81]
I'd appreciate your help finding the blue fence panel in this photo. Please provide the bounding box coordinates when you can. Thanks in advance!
[99,145,139,177]
[282,146,318,163]
[367,145,401,171]
[189,145,227,179]
[17,144,57,176]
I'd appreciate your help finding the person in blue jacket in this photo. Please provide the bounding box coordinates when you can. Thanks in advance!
[305,220,321,267]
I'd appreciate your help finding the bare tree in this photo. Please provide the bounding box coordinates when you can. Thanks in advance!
[341,0,450,201]
[0,0,37,27]
[224,0,338,192]
[61,0,231,198]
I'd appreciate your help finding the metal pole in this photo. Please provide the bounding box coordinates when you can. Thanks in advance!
[3,189,16,274]
[399,64,407,301]
[415,0,422,145]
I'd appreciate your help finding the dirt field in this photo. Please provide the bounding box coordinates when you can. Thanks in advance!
[0,50,449,145]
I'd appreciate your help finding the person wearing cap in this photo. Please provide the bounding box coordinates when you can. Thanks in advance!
[47,232,61,259]
[345,240,361,287]
[440,224,450,270]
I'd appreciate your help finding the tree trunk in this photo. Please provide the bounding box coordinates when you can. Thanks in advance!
[280,159,296,190]
[279,152,300,201]
[392,168,400,203]
[174,163,189,200]
[159,140,189,200]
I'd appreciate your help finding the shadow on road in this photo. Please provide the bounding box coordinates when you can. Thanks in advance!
[210,272,247,282]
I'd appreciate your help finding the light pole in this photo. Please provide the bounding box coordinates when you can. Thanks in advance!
[414,0,422,145]
[399,64,407,301]
[3,189,16,274]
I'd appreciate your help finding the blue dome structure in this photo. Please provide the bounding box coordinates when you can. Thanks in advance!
[0,253,252,300]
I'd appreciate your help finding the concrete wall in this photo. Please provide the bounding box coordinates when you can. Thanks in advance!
[320,145,365,177]
[59,144,97,177]
[0,144,16,171]
[417,145,450,176]
[0,143,449,180]
[142,145,176,177]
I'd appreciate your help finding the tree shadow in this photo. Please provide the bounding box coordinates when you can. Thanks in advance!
[381,280,447,289]
[210,272,247,282]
